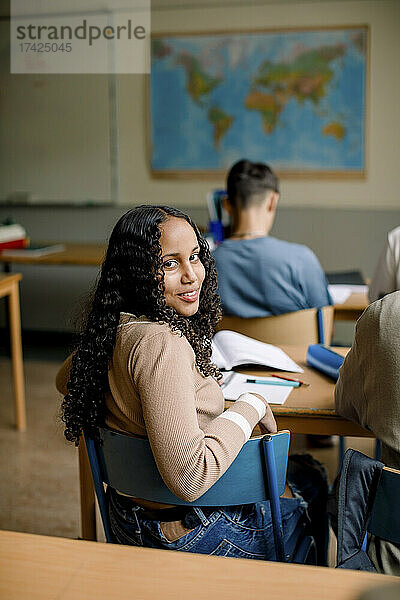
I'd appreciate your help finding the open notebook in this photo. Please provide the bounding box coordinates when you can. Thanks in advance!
[221,372,294,405]
[328,284,369,305]
[211,330,303,372]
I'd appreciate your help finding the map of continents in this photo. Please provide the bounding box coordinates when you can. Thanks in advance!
[151,28,366,173]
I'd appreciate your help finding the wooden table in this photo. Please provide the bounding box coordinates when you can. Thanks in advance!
[334,292,369,321]
[1,530,398,600]
[0,242,106,268]
[257,345,370,438]
[78,344,372,541]
[0,246,368,321]
[0,274,26,430]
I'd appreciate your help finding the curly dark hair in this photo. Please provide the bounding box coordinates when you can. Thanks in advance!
[61,205,222,445]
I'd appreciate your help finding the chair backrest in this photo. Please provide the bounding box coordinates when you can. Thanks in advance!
[335,449,400,571]
[369,466,400,544]
[91,428,289,505]
[216,306,334,346]
[84,427,313,562]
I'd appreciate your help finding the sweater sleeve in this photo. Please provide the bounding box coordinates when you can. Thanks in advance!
[131,329,266,502]
[334,318,368,426]
[368,234,396,302]
[335,294,400,455]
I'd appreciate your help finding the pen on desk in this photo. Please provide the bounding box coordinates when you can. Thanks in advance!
[270,374,310,387]
[246,378,300,388]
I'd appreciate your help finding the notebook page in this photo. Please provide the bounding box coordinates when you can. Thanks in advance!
[212,330,303,373]
[221,372,292,404]
[328,284,369,305]
[210,342,227,371]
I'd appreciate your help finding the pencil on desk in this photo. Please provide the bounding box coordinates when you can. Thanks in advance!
[271,374,310,387]
[246,379,300,388]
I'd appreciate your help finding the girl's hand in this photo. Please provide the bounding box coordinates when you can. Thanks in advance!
[250,394,277,434]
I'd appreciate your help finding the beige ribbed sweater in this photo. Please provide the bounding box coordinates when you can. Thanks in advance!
[57,313,265,503]
[108,314,267,502]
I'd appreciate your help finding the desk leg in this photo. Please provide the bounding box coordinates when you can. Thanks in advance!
[8,281,26,431]
[79,438,96,541]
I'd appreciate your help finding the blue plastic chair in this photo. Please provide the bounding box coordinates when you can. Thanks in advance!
[84,427,316,564]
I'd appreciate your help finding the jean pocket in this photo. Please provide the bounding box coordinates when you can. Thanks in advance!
[142,519,200,550]
[159,521,196,543]
[210,539,265,560]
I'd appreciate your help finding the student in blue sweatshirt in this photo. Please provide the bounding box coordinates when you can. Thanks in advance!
[213,159,332,318]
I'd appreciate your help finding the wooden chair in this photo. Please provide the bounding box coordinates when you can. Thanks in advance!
[217,306,340,462]
[335,448,400,571]
[84,427,316,564]
[216,306,334,346]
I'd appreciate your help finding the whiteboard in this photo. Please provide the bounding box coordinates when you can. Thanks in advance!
[0,19,117,205]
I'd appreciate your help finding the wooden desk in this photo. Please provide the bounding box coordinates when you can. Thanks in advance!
[0,274,26,430]
[334,293,369,321]
[253,345,370,438]
[78,344,372,541]
[0,242,106,268]
[0,248,368,319]
[1,530,397,600]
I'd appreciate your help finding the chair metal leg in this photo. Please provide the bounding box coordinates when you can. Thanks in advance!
[78,438,97,541]
[263,436,285,562]
[338,437,345,471]
[316,308,325,344]
[84,434,115,543]
[375,439,381,461]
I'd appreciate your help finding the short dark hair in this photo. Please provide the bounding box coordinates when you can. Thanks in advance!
[226,159,279,209]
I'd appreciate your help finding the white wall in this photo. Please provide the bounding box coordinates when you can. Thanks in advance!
[0,22,113,204]
[118,0,400,209]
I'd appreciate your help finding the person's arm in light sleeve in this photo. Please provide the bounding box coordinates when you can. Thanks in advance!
[334,318,368,426]
[368,233,396,302]
[133,329,272,503]
[335,293,400,451]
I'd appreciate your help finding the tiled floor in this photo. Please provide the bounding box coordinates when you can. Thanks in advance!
[0,358,80,539]
[0,354,375,558]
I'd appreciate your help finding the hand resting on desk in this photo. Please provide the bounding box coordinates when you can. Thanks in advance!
[250,392,278,434]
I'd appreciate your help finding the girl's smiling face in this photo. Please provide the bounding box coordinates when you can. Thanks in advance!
[159,217,205,317]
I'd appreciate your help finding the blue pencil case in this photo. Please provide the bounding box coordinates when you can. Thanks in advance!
[306,344,345,381]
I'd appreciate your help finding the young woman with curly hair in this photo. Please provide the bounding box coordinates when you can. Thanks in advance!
[57,205,328,562]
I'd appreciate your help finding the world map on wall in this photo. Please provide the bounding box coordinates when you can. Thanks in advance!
[151,28,367,174]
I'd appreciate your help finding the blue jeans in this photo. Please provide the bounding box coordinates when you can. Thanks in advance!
[108,454,328,564]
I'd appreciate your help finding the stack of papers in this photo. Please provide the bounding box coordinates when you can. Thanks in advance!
[0,223,26,242]
[328,284,369,305]
[1,243,66,257]
[221,372,294,405]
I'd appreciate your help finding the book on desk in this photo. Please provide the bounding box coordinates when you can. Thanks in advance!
[0,243,66,258]
[212,330,303,372]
